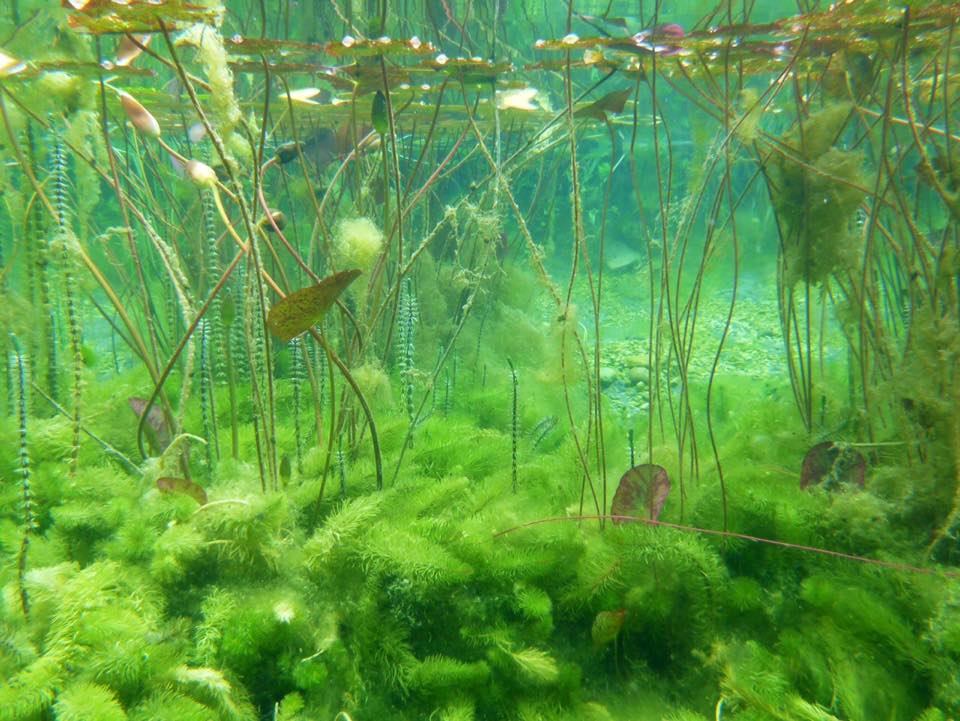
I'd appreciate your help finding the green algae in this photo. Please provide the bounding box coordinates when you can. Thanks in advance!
[0,0,959,719]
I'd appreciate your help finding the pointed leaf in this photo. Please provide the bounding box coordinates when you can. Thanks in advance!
[611,463,670,523]
[267,269,362,342]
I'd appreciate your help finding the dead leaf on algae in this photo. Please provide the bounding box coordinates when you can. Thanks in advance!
[267,269,361,342]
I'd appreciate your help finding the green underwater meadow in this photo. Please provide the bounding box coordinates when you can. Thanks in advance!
[1,1,960,719]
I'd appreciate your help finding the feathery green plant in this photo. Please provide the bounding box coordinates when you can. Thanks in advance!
[508,358,519,494]
[8,335,32,620]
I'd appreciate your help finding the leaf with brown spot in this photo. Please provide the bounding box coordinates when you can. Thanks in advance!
[611,464,670,523]
[267,269,361,342]
[157,476,207,505]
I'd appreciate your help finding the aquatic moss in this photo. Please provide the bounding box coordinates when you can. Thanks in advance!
[333,217,384,272]
[770,103,866,286]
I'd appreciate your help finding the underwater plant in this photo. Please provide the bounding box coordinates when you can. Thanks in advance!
[0,1,959,720]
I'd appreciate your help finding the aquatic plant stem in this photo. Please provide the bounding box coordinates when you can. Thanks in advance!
[456,88,601,517]
[0,84,166,407]
[218,180,380,495]
[310,328,383,491]
[31,383,141,478]
[494,516,960,580]
[8,334,31,619]
[136,241,248,460]
[508,358,518,494]
[158,19,279,490]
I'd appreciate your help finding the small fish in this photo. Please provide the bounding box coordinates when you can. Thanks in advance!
[187,122,207,144]
[591,608,627,647]
[116,33,151,67]
[288,87,323,105]
[157,476,207,505]
[129,397,172,454]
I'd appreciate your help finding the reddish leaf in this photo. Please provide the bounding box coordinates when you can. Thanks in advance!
[611,464,671,523]
[129,397,171,453]
[157,476,207,505]
[801,441,865,490]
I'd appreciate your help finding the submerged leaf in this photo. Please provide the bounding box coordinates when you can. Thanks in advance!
[574,88,633,120]
[610,463,670,523]
[800,441,865,490]
[157,476,207,505]
[267,269,362,342]
[371,90,388,136]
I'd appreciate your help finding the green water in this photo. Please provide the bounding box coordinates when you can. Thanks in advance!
[1,1,959,720]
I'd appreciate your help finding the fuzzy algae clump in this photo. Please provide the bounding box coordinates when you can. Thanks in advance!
[770,102,866,286]
[333,217,384,271]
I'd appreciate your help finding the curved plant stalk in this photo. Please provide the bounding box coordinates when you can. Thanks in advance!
[457,82,602,517]
[136,240,249,460]
[493,515,960,580]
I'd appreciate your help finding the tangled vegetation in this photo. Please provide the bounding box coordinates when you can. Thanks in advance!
[1,0,959,719]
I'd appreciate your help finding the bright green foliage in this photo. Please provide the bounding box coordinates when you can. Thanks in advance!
[2,292,959,720]
[54,682,127,721]
[0,4,958,719]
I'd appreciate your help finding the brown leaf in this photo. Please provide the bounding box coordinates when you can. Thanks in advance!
[574,88,633,120]
[267,269,361,342]
[611,463,670,523]
[800,441,865,490]
[157,476,207,505]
